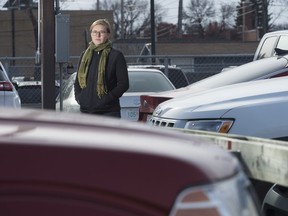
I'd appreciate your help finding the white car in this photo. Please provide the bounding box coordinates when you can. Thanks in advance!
[149,76,288,141]
[56,68,175,121]
[138,54,288,122]
[0,61,21,108]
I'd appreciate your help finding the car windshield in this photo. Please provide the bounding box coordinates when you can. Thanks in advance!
[127,71,174,92]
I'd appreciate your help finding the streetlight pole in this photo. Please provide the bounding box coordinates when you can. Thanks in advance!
[177,0,183,38]
[242,0,250,42]
[121,0,124,39]
[150,0,155,62]
[262,0,268,34]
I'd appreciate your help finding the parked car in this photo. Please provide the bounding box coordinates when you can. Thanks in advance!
[128,64,190,88]
[148,75,288,216]
[138,54,288,122]
[0,108,260,215]
[0,61,21,108]
[12,77,60,109]
[56,68,175,121]
[148,76,288,141]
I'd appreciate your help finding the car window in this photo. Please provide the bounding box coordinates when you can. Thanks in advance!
[256,36,278,60]
[276,35,288,51]
[127,72,174,92]
[128,66,189,89]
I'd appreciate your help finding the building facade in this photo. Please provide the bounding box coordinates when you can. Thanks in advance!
[0,10,114,57]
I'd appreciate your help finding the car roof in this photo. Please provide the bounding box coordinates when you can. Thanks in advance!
[127,67,165,73]
[0,108,239,210]
[261,30,288,37]
[129,65,181,70]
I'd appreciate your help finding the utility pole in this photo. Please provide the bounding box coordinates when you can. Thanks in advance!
[242,0,248,42]
[177,0,183,38]
[11,9,15,62]
[41,0,55,109]
[150,0,155,62]
[121,0,124,39]
[262,0,268,34]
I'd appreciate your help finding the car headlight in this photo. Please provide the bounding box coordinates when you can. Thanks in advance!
[184,120,234,133]
[169,172,260,216]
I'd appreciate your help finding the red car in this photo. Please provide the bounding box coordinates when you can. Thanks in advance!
[0,108,259,215]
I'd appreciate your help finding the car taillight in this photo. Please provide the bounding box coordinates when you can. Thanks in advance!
[169,172,260,216]
[0,81,13,91]
[139,95,171,122]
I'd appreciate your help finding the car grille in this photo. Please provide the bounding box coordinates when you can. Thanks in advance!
[149,117,175,127]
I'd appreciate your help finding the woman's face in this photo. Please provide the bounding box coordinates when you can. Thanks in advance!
[90,24,110,46]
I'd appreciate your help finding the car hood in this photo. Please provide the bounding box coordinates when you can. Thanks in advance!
[142,55,288,99]
[155,76,288,119]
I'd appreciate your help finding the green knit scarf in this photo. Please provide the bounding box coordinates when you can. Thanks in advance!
[77,40,112,98]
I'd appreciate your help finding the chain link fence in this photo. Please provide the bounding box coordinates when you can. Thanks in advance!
[0,54,253,107]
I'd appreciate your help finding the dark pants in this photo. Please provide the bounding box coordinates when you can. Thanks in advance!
[97,111,121,118]
[81,110,121,118]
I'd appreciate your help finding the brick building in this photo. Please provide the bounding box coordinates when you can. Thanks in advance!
[0,9,114,57]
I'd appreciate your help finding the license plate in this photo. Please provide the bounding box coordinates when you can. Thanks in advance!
[122,108,139,121]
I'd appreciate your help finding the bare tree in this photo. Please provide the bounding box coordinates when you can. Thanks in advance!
[269,0,288,27]
[101,0,148,39]
[219,3,236,31]
[183,0,215,37]
[101,0,163,39]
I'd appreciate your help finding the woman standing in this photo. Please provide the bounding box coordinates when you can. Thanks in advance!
[74,19,129,118]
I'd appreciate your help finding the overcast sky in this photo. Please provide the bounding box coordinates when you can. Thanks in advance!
[60,0,288,25]
[0,0,287,25]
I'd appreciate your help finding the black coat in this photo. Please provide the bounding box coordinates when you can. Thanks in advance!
[74,48,129,113]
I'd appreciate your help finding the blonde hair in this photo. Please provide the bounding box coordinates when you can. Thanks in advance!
[90,19,111,33]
